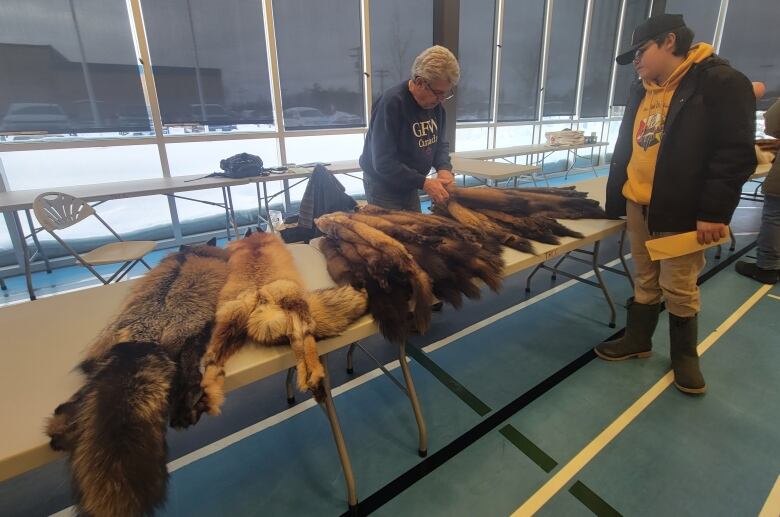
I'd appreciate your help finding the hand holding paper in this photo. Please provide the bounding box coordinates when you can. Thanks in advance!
[646,228,731,261]
[696,220,728,245]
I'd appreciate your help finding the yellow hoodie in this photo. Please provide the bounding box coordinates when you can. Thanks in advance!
[623,43,714,205]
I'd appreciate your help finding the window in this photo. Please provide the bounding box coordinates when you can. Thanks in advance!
[457,0,497,122]
[605,117,622,162]
[165,138,281,232]
[497,0,546,122]
[141,0,273,128]
[0,0,148,134]
[369,0,433,101]
[455,127,490,152]
[612,0,650,106]
[3,146,173,261]
[0,145,163,190]
[719,0,779,111]
[580,0,621,118]
[543,0,587,116]
[495,124,534,149]
[665,0,718,45]
[273,0,365,130]
[284,133,365,198]
[540,122,575,173]
[575,121,604,166]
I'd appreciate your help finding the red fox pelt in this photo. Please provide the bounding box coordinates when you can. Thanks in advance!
[45,239,230,517]
[198,230,367,415]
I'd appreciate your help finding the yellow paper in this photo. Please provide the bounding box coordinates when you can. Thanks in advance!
[645,229,731,261]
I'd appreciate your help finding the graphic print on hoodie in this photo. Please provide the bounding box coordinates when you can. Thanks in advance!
[623,43,715,205]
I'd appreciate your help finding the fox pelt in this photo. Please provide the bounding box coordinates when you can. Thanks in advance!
[198,229,367,415]
[315,207,505,344]
[45,239,230,517]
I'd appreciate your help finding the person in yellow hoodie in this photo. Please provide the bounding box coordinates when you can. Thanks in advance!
[598,14,757,394]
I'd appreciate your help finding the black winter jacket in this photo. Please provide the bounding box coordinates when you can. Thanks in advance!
[605,55,757,232]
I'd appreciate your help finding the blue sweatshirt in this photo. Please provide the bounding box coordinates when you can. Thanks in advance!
[360,81,452,195]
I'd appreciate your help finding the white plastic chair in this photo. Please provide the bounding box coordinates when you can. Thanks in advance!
[33,192,156,284]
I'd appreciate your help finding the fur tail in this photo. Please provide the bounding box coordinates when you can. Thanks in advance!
[306,285,368,338]
[198,289,258,416]
[46,342,176,517]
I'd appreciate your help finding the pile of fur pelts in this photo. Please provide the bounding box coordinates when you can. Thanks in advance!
[45,232,367,517]
[315,186,605,344]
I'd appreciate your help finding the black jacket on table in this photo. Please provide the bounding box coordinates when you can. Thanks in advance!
[360,81,452,198]
[605,55,757,232]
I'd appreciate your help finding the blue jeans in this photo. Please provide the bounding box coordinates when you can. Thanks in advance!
[363,179,422,212]
[757,194,780,270]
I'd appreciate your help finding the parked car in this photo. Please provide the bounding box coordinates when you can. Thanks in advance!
[1,103,70,132]
[116,104,152,130]
[283,106,330,128]
[329,110,363,126]
[190,104,237,131]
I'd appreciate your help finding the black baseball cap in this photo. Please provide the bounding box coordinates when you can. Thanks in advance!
[616,13,687,65]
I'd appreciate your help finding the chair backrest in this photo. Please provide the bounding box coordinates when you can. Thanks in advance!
[33,192,96,232]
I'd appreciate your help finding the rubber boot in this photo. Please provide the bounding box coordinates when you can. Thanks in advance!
[595,299,660,360]
[670,313,706,394]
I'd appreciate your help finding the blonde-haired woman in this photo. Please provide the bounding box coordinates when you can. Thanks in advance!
[359,45,460,211]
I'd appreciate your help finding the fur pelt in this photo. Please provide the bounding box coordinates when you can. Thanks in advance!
[45,239,230,517]
[315,207,505,343]
[316,212,436,343]
[429,186,605,249]
[449,185,607,219]
[198,230,367,415]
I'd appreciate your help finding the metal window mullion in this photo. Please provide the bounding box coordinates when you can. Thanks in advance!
[128,0,182,242]
[574,0,594,123]
[360,0,372,128]
[489,0,506,149]
[606,0,627,111]
[261,0,291,211]
[535,0,555,144]
[128,0,171,179]
[713,0,730,52]
[262,0,288,167]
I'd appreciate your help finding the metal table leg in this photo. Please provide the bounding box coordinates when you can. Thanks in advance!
[285,367,295,405]
[346,342,357,374]
[262,182,274,233]
[319,355,358,511]
[11,211,35,300]
[221,187,232,241]
[398,341,428,457]
[24,210,51,273]
[591,240,617,328]
[225,186,239,237]
[525,262,545,293]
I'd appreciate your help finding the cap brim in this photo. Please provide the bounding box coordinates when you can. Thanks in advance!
[615,49,637,65]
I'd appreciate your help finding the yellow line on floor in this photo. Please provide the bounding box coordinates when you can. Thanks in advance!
[510,283,773,517]
[759,475,780,517]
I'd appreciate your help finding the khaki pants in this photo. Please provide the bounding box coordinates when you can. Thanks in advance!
[626,200,705,318]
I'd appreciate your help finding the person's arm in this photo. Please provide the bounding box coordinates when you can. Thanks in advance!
[370,97,427,191]
[764,98,780,139]
[433,108,454,187]
[696,69,757,243]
